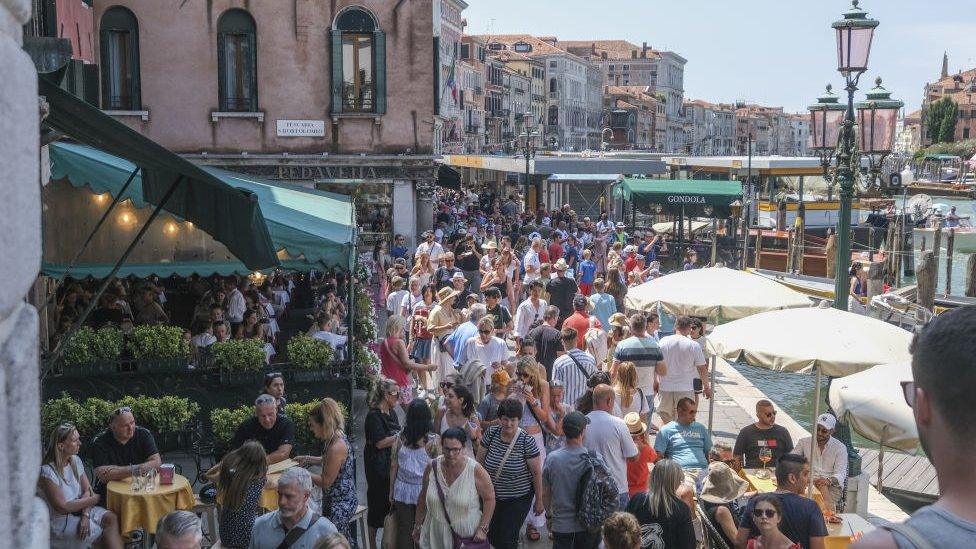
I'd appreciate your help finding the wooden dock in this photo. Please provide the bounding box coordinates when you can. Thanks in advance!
[860,449,939,505]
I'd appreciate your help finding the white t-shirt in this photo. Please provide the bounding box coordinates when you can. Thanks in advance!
[399,292,423,317]
[386,290,408,314]
[312,330,348,348]
[523,249,541,282]
[191,333,217,348]
[658,334,706,392]
[459,336,509,382]
[584,410,638,494]
[416,241,444,269]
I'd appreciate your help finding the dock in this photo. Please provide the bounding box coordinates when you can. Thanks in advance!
[859,449,939,506]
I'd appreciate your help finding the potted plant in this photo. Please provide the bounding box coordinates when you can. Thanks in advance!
[213,339,266,385]
[60,327,124,375]
[283,400,350,454]
[286,334,336,381]
[127,325,190,372]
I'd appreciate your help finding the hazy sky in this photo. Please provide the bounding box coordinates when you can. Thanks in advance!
[462,0,976,114]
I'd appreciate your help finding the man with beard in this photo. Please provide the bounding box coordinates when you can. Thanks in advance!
[249,467,337,547]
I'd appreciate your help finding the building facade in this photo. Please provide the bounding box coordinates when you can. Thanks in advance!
[459,35,487,154]
[787,113,811,156]
[604,85,660,150]
[680,100,737,155]
[919,55,976,145]
[434,0,468,155]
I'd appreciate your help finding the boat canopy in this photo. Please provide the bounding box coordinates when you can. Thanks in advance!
[614,178,742,217]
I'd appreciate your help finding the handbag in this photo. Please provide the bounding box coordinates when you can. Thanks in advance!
[432,457,491,549]
[381,511,397,549]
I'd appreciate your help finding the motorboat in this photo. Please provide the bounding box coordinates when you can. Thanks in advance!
[911,198,976,254]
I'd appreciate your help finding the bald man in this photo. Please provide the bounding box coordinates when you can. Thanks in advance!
[584,384,638,508]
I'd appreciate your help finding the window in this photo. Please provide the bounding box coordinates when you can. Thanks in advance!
[488,43,505,50]
[514,42,531,53]
[549,78,557,93]
[550,60,557,68]
[99,7,141,110]
[965,128,971,139]
[332,8,385,114]
[461,43,470,59]
[548,105,559,125]
[217,9,258,112]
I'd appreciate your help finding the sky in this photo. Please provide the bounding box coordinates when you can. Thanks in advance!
[462,0,976,114]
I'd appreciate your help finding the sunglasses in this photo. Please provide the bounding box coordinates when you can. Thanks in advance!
[763,411,777,418]
[479,329,492,334]
[440,382,454,389]
[901,381,916,408]
[753,508,777,519]
[113,406,132,416]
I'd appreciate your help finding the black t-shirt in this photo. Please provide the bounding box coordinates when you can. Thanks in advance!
[738,492,828,549]
[230,415,296,456]
[364,408,400,479]
[625,492,697,549]
[455,243,482,272]
[89,427,159,495]
[434,266,464,290]
[486,304,512,330]
[547,276,579,319]
[733,423,795,467]
[528,324,563,378]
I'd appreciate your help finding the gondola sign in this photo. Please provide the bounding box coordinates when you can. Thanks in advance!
[667,195,707,204]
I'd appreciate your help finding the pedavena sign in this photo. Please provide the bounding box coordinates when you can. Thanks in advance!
[667,195,707,204]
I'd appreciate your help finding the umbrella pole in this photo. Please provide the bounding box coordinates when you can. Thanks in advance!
[809,367,822,498]
[707,354,716,432]
[877,427,887,492]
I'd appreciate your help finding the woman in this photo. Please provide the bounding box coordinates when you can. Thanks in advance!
[603,512,642,549]
[476,398,544,549]
[415,428,495,549]
[364,378,402,549]
[700,462,749,549]
[412,252,435,289]
[391,399,438,549]
[606,266,628,313]
[544,379,572,453]
[501,248,521,304]
[624,458,696,549]
[480,257,514,308]
[613,362,649,425]
[235,308,275,364]
[262,372,286,412]
[746,494,801,549]
[849,262,867,300]
[374,241,390,305]
[689,318,708,404]
[215,441,269,548]
[606,313,630,372]
[381,315,437,406]
[408,284,438,394]
[297,399,359,548]
[38,423,122,549]
[435,385,481,458]
[683,249,699,271]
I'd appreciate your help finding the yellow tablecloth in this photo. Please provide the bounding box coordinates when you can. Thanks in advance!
[825,513,875,549]
[107,474,195,534]
[261,472,281,510]
[744,471,828,512]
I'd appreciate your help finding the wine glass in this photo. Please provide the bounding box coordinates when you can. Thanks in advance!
[758,447,773,479]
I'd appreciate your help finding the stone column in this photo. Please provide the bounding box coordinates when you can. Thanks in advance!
[415,179,436,239]
[0,0,48,546]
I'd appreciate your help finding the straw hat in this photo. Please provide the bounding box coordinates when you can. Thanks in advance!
[624,412,646,436]
[608,313,628,328]
[483,240,498,250]
[436,286,461,303]
[553,258,569,271]
[700,462,750,504]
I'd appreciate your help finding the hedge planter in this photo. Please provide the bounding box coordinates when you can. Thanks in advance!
[218,370,266,387]
[138,357,192,374]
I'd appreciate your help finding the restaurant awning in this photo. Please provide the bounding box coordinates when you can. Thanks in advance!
[46,143,356,275]
[39,77,278,270]
[437,165,462,189]
[614,178,743,217]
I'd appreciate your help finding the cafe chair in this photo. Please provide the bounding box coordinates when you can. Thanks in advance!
[193,494,219,546]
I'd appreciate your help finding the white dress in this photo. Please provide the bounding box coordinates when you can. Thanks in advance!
[38,456,108,548]
[420,457,483,549]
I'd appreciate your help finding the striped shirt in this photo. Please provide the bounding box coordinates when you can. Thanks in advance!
[613,336,665,396]
[552,349,597,407]
[480,426,539,500]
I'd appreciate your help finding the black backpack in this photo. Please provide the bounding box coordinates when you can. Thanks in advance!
[575,451,620,533]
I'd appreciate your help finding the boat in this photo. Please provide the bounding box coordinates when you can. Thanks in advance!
[911,201,976,253]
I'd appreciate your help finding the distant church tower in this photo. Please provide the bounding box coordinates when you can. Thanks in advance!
[942,51,949,79]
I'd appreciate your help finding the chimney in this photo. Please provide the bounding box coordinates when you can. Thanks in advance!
[631,50,637,59]
[592,42,597,55]
[601,51,607,60]
[642,42,648,58]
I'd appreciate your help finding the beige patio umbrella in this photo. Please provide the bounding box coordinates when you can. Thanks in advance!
[652,219,711,235]
[625,266,813,321]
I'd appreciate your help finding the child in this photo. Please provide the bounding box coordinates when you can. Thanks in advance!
[385,276,408,317]
[625,412,658,497]
[577,249,597,296]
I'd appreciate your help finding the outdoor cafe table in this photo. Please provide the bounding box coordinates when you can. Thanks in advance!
[825,513,875,549]
[744,469,828,512]
[106,474,195,535]
[260,458,300,510]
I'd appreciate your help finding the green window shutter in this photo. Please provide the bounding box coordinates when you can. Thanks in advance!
[374,29,386,115]
[247,31,258,111]
[217,32,227,111]
[130,30,141,109]
[99,29,110,108]
[330,29,343,115]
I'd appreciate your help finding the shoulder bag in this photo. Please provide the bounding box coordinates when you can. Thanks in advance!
[275,512,322,549]
[432,457,491,549]
[492,427,522,483]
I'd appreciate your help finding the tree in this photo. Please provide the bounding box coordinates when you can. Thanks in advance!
[927,97,959,144]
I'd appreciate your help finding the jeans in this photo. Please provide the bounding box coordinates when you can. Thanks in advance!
[488,492,534,549]
[552,530,601,549]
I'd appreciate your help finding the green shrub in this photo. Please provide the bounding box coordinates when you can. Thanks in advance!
[287,333,336,370]
[62,327,124,365]
[210,406,253,446]
[284,401,320,447]
[211,400,350,449]
[115,394,199,435]
[127,325,189,359]
[41,394,198,441]
[213,339,265,371]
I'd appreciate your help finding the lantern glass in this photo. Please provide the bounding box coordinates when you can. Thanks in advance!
[857,106,898,154]
[836,26,875,75]
[809,108,845,151]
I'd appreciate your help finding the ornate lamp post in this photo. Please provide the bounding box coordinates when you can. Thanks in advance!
[808,85,846,194]
[519,112,541,210]
[855,78,904,187]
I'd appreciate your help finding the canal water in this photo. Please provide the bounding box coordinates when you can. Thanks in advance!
[903,197,976,296]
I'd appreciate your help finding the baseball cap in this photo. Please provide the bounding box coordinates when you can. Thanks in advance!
[451,272,467,280]
[562,411,590,438]
[817,413,837,430]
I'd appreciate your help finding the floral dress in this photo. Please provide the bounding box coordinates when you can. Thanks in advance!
[322,435,359,548]
[218,477,265,548]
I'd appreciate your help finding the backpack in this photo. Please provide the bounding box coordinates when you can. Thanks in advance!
[575,451,620,533]
[584,317,608,367]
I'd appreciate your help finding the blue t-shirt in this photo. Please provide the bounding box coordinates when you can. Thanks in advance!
[578,260,597,284]
[657,304,676,334]
[653,420,711,470]
[390,245,408,260]
[564,246,580,267]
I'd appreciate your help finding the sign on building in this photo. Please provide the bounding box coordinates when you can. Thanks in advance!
[276,120,325,137]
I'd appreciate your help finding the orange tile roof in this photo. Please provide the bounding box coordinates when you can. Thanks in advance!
[558,39,662,60]
[471,34,573,58]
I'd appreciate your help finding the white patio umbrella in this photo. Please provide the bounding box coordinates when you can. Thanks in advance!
[652,219,711,235]
[625,266,813,321]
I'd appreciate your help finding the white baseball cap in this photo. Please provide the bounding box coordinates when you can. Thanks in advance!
[816,413,837,430]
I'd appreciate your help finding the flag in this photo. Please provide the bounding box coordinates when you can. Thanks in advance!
[446,62,458,104]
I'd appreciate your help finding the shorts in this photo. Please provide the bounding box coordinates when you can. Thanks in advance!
[410,338,432,362]
[656,391,695,424]
[579,282,593,296]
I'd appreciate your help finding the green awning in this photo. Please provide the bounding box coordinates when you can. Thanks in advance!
[48,143,356,273]
[614,178,743,217]
[39,77,278,270]
[40,260,331,279]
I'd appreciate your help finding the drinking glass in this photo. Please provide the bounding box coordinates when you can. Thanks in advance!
[144,468,157,492]
[758,447,773,479]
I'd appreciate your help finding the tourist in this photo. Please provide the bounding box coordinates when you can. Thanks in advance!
[386,276,408,317]
[250,467,338,549]
[551,327,597,406]
[547,259,579,325]
[699,461,750,549]
[611,314,667,413]
[657,316,710,425]
[588,278,617,333]
[455,234,483,295]
[523,238,543,283]
[416,231,444,271]
[297,399,358,547]
[436,385,481,458]
[428,287,462,383]
[614,361,650,425]
[689,318,708,403]
[735,454,827,549]
[624,412,658,498]
[577,249,597,296]
[602,512,642,549]
[38,422,123,549]
[213,441,268,548]
[482,287,513,338]
[513,279,547,348]
[459,316,509,389]
[477,398,545,548]
[853,306,976,548]
[478,369,511,429]
[479,240,500,287]
[543,411,603,549]
[545,379,574,453]
[791,413,847,511]
[262,372,286,412]
[683,250,699,271]
[398,276,423,319]
[585,385,638,508]
[214,320,231,343]
[449,272,472,310]
[380,315,436,405]
[605,266,628,313]
[310,315,349,351]
[625,458,697,549]
[229,394,295,464]
[411,251,435,289]
[501,247,522,303]
[363,379,401,549]
[90,407,161,504]
[743,494,803,549]
[512,356,553,467]
[446,303,485,365]
[407,283,437,392]
[390,399,437,549]
[612,222,628,246]
[654,397,711,474]
[415,428,495,549]
[605,313,629,366]
[733,400,794,468]
[527,305,565,379]
[190,320,216,350]
[156,511,203,549]
[563,295,603,350]
[849,262,867,300]
[225,276,246,331]
[236,309,275,363]
[391,234,409,261]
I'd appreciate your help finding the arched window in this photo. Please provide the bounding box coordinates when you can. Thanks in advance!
[549,78,557,94]
[331,7,386,114]
[100,7,140,110]
[217,9,258,112]
[548,105,558,126]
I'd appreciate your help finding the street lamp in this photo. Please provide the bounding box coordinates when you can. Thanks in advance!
[855,77,903,189]
[808,84,846,185]
[520,112,541,211]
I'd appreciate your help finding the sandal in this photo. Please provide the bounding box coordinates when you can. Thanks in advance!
[526,524,541,542]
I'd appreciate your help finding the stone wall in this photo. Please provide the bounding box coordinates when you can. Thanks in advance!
[0,0,46,545]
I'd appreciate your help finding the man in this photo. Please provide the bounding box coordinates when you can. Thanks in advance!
[588,278,617,333]
[733,399,794,468]
[398,276,424,318]
[547,259,579,326]
[434,252,463,291]
[513,279,548,347]
[156,511,203,549]
[501,194,519,217]
[250,467,337,548]
[483,287,513,337]
[544,411,602,549]
[584,385,638,509]
[523,238,543,283]
[448,271,471,310]
[310,316,349,351]
[792,413,848,511]
[735,454,827,549]
[654,397,712,472]
[225,275,246,330]
[460,315,509,387]
[455,234,483,294]
[230,394,296,464]
[656,316,710,424]
[548,236,565,268]
[527,306,565,379]
[596,213,614,235]
[552,327,598,407]
[853,307,976,548]
[390,233,409,261]
[448,303,486,365]
[611,314,667,413]
[612,222,628,246]
[90,407,162,504]
[563,294,603,351]
[416,230,444,270]
[564,234,581,270]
